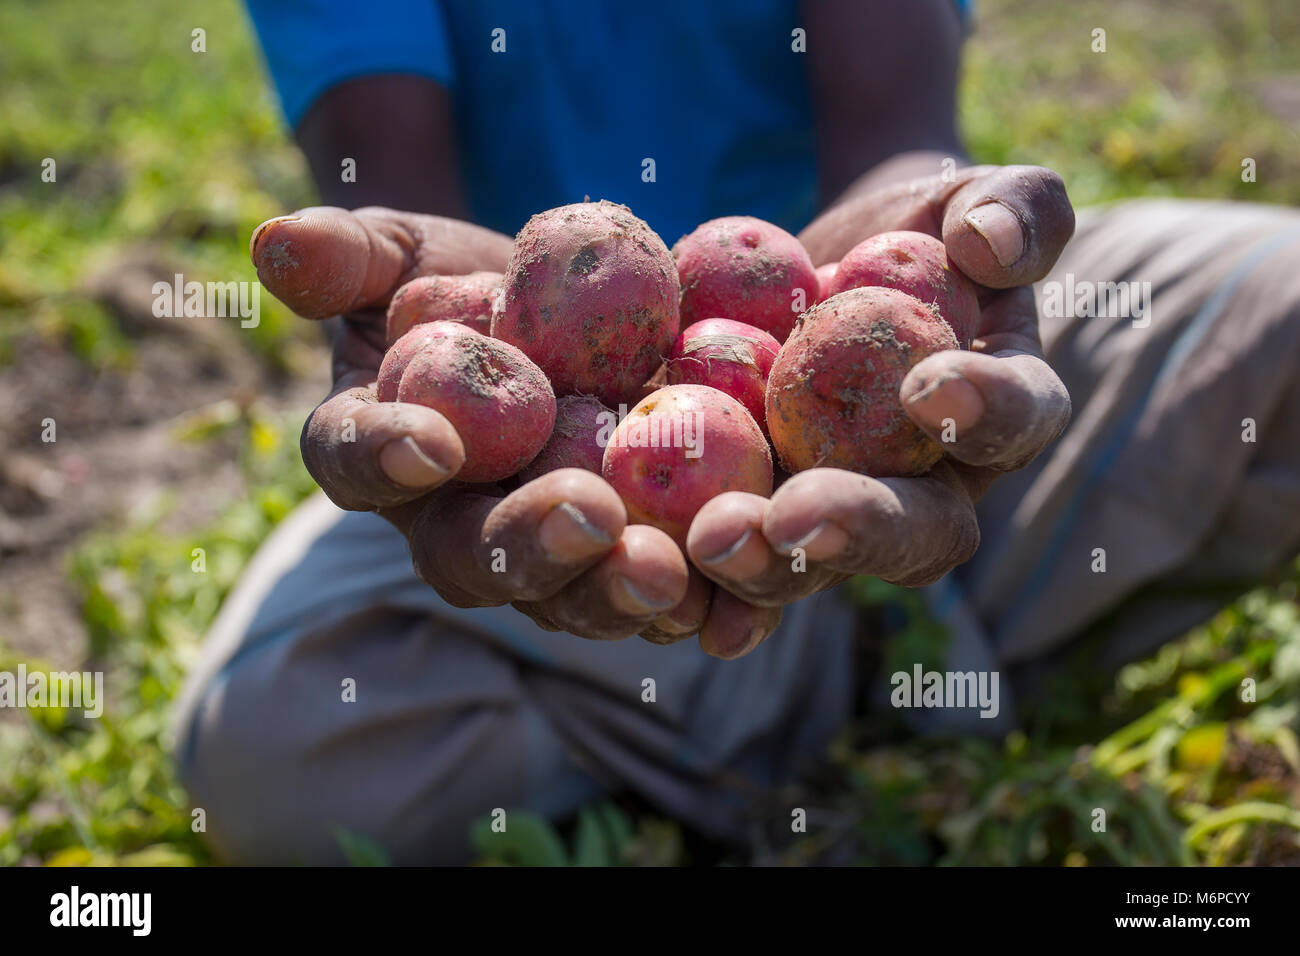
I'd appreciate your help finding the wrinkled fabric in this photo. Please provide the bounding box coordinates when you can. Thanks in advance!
[923,199,1300,730]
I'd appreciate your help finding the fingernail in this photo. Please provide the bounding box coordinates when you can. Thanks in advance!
[964,202,1024,268]
[697,528,753,567]
[743,624,770,655]
[653,614,697,638]
[380,436,450,488]
[250,214,302,258]
[905,371,986,431]
[612,576,680,616]
[695,527,770,582]
[539,502,615,561]
[775,521,851,561]
[656,596,705,635]
[640,628,690,646]
[716,624,770,661]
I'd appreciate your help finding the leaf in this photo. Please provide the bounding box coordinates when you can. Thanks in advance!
[572,808,612,867]
[594,802,635,861]
[45,846,97,867]
[470,811,568,867]
[333,828,391,867]
[1177,672,1209,700]
[1175,723,1227,770]
[120,844,197,866]
[1270,726,1300,774]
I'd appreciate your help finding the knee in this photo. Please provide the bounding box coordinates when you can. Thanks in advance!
[175,662,348,865]
[173,627,541,865]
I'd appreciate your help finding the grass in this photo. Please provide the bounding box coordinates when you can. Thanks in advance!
[1,0,1298,866]
[0,408,316,866]
[960,0,1300,208]
[0,0,315,366]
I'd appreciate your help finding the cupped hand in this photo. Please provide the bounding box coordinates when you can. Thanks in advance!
[251,206,695,642]
[685,165,1076,627]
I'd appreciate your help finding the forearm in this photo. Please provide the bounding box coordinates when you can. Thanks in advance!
[799,150,971,264]
[290,73,514,286]
[799,0,968,263]
[831,149,969,206]
[295,74,472,220]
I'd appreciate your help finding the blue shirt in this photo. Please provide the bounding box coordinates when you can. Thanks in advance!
[245,0,969,243]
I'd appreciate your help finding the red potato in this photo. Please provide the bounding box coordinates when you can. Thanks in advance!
[603,384,772,546]
[376,321,472,403]
[393,321,556,482]
[766,287,959,478]
[492,201,679,407]
[517,394,614,483]
[827,231,979,347]
[814,262,839,303]
[386,271,503,346]
[665,318,780,436]
[673,216,818,342]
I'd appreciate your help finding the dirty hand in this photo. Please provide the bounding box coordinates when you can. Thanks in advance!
[251,206,702,644]
[682,165,1076,649]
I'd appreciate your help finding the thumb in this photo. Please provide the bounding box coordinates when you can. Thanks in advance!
[250,206,413,320]
[941,165,1075,289]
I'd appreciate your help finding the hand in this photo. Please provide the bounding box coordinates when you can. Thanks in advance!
[252,206,701,643]
[683,165,1076,634]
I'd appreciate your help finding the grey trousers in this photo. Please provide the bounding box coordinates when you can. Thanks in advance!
[172,200,1300,864]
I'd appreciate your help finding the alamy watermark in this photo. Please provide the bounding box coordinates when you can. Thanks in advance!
[890,664,1000,719]
[50,886,150,936]
[152,274,260,328]
[0,665,103,718]
[597,405,703,459]
[1040,273,1151,328]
